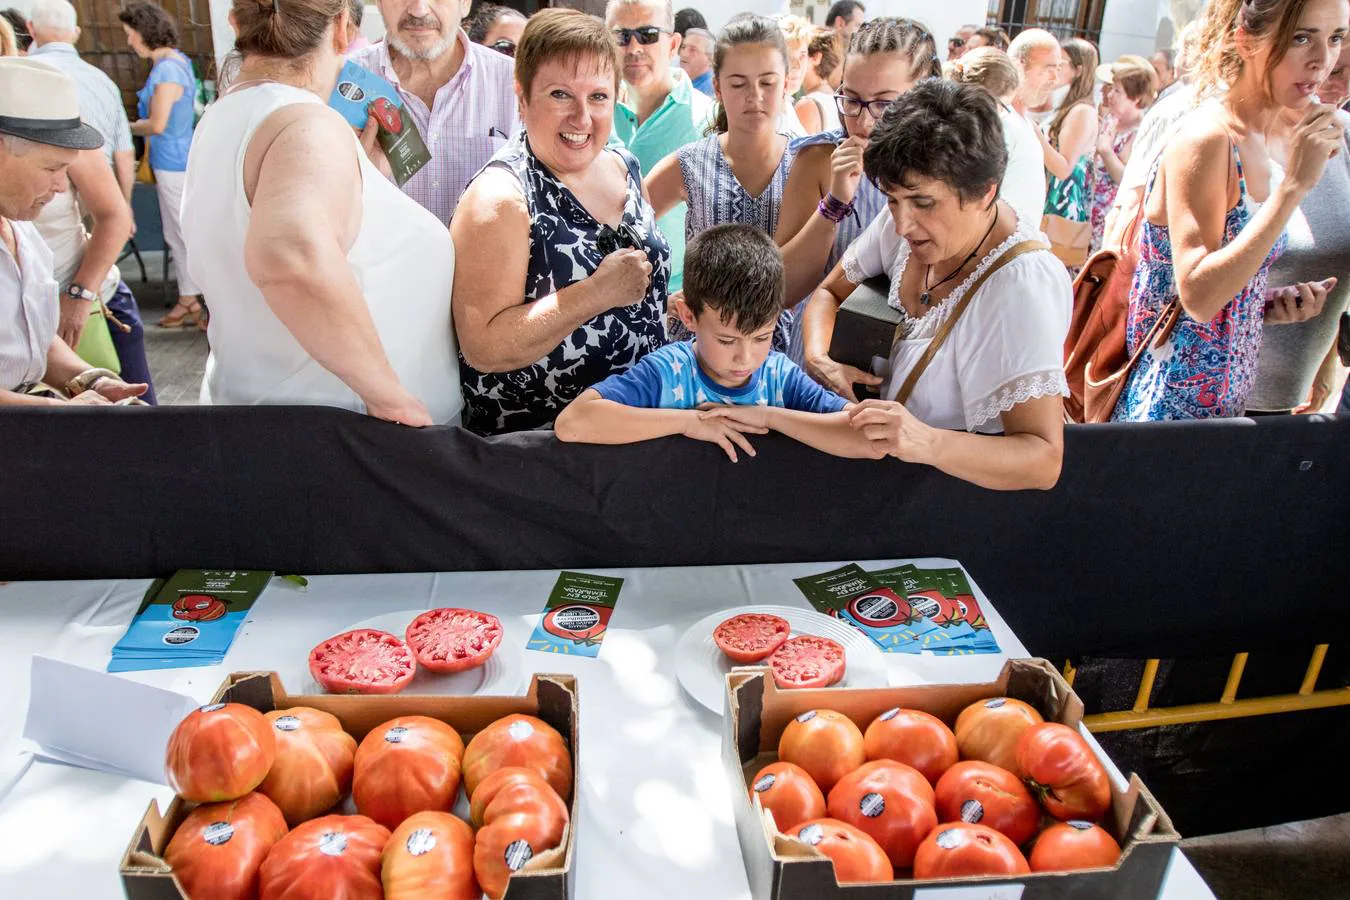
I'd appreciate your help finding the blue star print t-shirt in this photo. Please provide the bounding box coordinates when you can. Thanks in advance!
[591,341,847,413]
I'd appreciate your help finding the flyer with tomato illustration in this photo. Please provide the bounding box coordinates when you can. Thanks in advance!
[526,571,623,658]
[792,564,922,654]
[108,570,273,672]
[328,61,431,186]
[870,564,978,652]
[932,566,1001,654]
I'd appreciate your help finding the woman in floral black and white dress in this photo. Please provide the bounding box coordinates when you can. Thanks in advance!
[452,9,669,435]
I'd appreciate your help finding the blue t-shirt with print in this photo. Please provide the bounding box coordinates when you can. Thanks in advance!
[592,341,847,413]
[137,52,195,172]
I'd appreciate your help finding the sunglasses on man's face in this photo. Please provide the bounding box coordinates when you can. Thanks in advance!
[595,222,645,255]
[490,38,516,57]
[612,26,670,46]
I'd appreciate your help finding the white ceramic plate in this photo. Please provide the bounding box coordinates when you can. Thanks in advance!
[303,610,523,696]
[675,605,888,714]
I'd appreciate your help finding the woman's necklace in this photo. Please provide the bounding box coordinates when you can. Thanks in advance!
[919,208,1000,307]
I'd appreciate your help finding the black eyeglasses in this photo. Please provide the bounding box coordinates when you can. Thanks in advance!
[834,94,894,119]
[595,222,645,255]
[612,26,670,46]
[490,38,516,57]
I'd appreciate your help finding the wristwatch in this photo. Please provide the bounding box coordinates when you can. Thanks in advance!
[65,283,98,303]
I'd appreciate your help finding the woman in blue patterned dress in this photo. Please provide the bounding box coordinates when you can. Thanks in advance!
[452,10,669,435]
[1112,0,1345,421]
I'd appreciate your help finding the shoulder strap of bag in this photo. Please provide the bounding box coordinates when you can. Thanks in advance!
[894,239,1049,406]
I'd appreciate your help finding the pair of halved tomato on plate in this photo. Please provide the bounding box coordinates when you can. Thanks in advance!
[712,612,846,690]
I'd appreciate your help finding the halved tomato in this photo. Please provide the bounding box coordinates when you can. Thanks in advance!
[1029,820,1122,872]
[405,608,503,674]
[749,761,825,832]
[308,629,416,695]
[382,811,479,900]
[473,777,569,900]
[767,635,846,689]
[913,822,1030,879]
[954,697,1044,772]
[462,714,572,801]
[791,818,894,884]
[166,703,277,803]
[164,792,288,900]
[713,613,791,664]
[826,760,936,869]
[1016,723,1112,822]
[934,761,1040,846]
[259,814,389,900]
[257,707,357,826]
[777,709,865,794]
[352,716,465,830]
[863,707,959,786]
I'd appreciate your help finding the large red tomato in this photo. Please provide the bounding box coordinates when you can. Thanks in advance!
[462,714,572,801]
[954,697,1044,772]
[767,635,846,689]
[934,761,1040,846]
[1029,820,1122,872]
[382,811,479,900]
[470,767,549,827]
[777,709,865,794]
[473,775,569,900]
[1016,723,1112,822]
[713,613,791,664]
[164,792,288,900]
[913,822,1030,879]
[352,716,465,830]
[863,707,959,785]
[405,608,503,674]
[258,814,390,900]
[791,818,894,884]
[257,708,357,826]
[166,703,277,803]
[308,629,417,695]
[826,760,936,869]
[749,761,825,832]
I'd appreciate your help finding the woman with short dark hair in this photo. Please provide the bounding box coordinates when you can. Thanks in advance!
[805,80,1072,490]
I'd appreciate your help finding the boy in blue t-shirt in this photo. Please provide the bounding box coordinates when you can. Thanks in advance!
[556,225,876,461]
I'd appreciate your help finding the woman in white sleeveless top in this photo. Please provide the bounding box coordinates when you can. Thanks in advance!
[181,0,459,425]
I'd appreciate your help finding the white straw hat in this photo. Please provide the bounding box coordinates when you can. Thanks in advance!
[0,57,104,150]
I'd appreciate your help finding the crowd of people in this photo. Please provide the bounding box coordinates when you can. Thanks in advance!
[1,0,1347,492]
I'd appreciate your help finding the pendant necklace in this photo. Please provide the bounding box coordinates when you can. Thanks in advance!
[919,208,1000,306]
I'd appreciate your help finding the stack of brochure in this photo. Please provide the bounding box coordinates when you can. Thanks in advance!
[108,570,272,672]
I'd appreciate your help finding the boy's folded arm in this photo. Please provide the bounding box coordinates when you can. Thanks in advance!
[555,390,695,445]
[764,408,882,459]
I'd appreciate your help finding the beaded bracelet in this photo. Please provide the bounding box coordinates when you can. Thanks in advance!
[817,193,855,224]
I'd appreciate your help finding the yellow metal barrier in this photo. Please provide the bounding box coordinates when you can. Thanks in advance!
[1078,645,1350,733]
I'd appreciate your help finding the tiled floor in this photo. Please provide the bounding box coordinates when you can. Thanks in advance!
[126,251,207,405]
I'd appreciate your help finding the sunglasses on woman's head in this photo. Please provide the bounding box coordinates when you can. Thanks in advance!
[595,222,645,255]
[491,39,516,56]
[612,26,669,46]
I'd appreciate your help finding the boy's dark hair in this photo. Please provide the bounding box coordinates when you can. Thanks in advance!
[826,1,865,27]
[673,7,706,36]
[683,225,785,332]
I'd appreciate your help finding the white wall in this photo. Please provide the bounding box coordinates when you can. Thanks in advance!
[1097,0,1166,62]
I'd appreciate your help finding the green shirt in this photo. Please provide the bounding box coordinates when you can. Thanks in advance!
[613,69,714,292]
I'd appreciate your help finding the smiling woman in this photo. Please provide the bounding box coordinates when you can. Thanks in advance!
[451,8,671,436]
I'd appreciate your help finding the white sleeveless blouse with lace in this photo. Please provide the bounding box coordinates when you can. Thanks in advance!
[840,211,1072,433]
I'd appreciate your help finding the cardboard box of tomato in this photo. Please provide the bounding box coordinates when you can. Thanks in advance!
[724,658,1180,899]
[119,671,579,900]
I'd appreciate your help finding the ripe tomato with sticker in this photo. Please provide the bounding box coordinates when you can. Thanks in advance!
[259,814,390,900]
[308,628,417,695]
[1029,820,1122,872]
[767,635,846,689]
[542,604,612,646]
[166,703,277,803]
[777,709,865,794]
[405,608,503,674]
[827,760,936,869]
[474,772,569,900]
[382,811,479,900]
[164,792,288,900]
[792,818,894,884]
[352,716,465,830]
[257,707,357,826]
[462,714,572,801]
[714,613,791,663]
[749,761,826,832]
[1016,722,1112,822]
[913,822,1030,879]
[863,707,958,785]
[173,593,228,622]
[954,696,1044,772]
[934,761,1040,846]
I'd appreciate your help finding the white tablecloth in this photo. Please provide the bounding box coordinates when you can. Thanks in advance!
[0,561,1215,898]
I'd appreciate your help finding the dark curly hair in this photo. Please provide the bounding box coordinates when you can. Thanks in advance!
[466,3,526,45]
[683,225,785,332]
[119,1,180,50]
[863,79,1006,204]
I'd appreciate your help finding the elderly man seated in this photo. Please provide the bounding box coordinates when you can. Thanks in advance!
[0,59,147,407]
